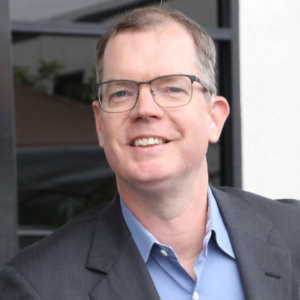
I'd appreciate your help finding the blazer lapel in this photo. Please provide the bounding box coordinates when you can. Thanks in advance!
[86,197,160,300]
[211,187,293,300]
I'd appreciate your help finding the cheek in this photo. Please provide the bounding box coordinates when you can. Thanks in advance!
[182,114,210,153]
[101,126,114,150]
[100,133,119,172]
[99,115,118,142]
[97,118,113,150]
[100,119,124,156]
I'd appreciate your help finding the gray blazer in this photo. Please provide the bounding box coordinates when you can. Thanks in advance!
[0,186,300,300]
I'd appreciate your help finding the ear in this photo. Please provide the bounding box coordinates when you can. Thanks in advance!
[208,96,230,143]
[92,101,104,147]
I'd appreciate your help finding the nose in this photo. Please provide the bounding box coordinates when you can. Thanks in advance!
[130,85,164,120]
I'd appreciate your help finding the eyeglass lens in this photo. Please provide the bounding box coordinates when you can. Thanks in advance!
[98,75,193,112]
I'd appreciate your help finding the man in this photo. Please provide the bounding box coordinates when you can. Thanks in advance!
[1,6,300,300]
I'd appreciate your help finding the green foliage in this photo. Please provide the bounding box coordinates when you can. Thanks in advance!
[13,65,35,86]
[37,59,62,80]
[74,70,96,104]
[13,59,96,104]
[14,59,62,91]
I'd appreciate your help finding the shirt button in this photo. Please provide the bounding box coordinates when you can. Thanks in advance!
[192,291,199,300]
[160,249,168,257]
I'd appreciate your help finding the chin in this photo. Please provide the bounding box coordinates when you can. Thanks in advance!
[131,171,169,184]
[121,167,171,186]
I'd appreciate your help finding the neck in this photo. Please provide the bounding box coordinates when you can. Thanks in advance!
[117,163,209,278]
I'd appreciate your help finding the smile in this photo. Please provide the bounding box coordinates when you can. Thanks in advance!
[132,137,168,147]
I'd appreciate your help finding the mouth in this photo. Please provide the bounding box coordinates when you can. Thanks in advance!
[131,137,169,147]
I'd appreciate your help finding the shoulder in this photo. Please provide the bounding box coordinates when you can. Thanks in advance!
[213,185,300,216]
[11,199,118,263]
[212,185,300,248]
[0,198,123,298]
[2,199,116,276]
[5,206,97,270]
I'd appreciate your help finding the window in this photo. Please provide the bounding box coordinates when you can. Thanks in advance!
[1,0,240,256]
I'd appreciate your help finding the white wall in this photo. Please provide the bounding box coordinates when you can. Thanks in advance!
[239,0,300,199]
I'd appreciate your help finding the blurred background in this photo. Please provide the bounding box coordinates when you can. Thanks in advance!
[1,0,299,263]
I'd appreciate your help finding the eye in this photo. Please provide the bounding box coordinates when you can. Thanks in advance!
[167,87,184,93]
[159,85,187,97]
[105,81,134,100]
[109,88,135,103]
[154,76,190,98]
[113,90,128,98]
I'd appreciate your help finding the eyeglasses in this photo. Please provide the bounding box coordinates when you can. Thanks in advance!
[94,74,212,113]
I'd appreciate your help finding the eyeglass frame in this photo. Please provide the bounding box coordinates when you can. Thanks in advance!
[93,74,213,113]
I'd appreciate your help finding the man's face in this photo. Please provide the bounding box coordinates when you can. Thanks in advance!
[93,21,228,192]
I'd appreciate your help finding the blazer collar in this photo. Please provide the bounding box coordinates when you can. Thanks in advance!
[211,186,293,300]
[86,196,160,300]
[85,189,293,300]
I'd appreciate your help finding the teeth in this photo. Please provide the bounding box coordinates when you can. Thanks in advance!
[133,137,165,147]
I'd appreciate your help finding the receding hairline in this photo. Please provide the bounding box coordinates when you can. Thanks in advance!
[102,20,200,80]
[96,6,217,95]
[98,12,202,73]
[104,18,199,55]
[108,6,190,32]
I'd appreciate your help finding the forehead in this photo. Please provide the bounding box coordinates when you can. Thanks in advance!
[102,21,199,80]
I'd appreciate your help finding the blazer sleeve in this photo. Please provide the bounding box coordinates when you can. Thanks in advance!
[0,264,41,300]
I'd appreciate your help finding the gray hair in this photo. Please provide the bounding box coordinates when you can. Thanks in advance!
[96,6,217,95]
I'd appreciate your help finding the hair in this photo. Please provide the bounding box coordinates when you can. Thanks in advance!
[95,6,217,95]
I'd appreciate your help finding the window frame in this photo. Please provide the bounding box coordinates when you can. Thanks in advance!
[0,0,241,261]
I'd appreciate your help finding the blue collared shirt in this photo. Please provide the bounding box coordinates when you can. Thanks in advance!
[120,186,245,300]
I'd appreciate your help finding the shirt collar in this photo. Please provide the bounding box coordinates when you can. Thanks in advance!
[207,186,235,259]
[120,199,156,262]
[120,185,235,262]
